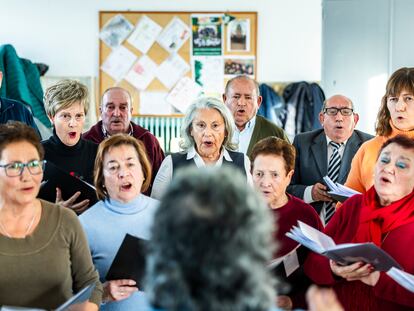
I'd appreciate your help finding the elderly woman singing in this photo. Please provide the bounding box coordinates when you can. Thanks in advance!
[305,135,414,310]
[151,97,251,200]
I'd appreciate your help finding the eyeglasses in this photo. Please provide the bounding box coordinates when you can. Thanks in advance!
[0,160,46,177]
[323,107,354,116]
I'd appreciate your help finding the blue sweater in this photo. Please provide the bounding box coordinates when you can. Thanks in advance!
[79,195,159,311]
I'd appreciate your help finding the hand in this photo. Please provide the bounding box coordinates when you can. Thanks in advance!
[67,301,98,311]
[360,270,380,286]
[56,188,89,214]
[103,279,138,302]
[306,285,344,311]
[276,295,293,310]
[311,183,333,202]
[330,260,374,281]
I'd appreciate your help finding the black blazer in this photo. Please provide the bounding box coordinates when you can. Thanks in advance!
[287,129,373,214]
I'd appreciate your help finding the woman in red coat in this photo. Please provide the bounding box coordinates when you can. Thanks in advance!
[305,135,414,310]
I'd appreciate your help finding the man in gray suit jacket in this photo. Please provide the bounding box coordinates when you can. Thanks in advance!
[287,94,373,216]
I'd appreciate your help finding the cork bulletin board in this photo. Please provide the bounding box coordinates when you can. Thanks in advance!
[99,11,257,116]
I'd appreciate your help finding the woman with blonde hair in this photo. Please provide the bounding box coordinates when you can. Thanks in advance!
[345,67,414,193]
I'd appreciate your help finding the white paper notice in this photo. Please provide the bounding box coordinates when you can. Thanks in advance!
[125,55,158,91]
[101,46,137,82]
[139,91,172,115]
[127,15,163,54]
[156,54,190,89]
[100,14,134,49]
[157,17,191,53]
[193,56,224,94]
[166,77,203,113]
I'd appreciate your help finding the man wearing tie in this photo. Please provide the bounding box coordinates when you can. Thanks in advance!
[287,95,373,224]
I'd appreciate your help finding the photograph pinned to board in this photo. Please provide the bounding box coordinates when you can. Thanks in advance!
[224,56,255,77]
[193,56,224,94]
[191,14,223,56]
[166,76,203,113]
[101,45,137,82]
[139,91,172,115]
[127,15,163,54]
[100,14,134,49]
[227,19,250,52]
[157,17,191,54]
[125,55,158,91]
[155,53,190,89]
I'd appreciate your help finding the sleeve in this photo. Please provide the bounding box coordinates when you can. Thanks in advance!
[287,136,307,199]
[344,143,367,193]
[373,272,414,308]
[151,155,173,200]
[303,186,315,203]
[243,155,253,185]
[64,209,103,306]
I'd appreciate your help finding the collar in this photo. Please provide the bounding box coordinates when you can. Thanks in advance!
[389,119,414,138]
[186,146,233,162]
[104,194,150,215]
[237,115,256,132]
[49,128,84,153]
[102,122,134,138]
[325,135,347,147]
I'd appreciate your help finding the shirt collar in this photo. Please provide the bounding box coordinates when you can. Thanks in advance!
[325,135,347,147]
[102,122,134,138]
[186,146,233,162]
[237,115,256,132]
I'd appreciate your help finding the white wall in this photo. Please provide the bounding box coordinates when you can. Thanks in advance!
[0,0,322,82]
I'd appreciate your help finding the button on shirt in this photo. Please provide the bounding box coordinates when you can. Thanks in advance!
[303,137,347,203]
[232,116,256,154]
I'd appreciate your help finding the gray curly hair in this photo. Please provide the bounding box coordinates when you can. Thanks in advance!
[179,97,237,152]
[145,166,276,311]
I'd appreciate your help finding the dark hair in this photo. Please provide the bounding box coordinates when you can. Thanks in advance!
[94,134,152,200]
[250,136,296,175]
[375,67,414,136]
[378,135,414,157]
[145,166,276,311]
[0,121,44,160]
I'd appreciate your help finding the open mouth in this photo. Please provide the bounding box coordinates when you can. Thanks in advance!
[237,109,246,114]
[68,132,77,139]
[203,141,213,147]
[21,186,34,192]
[380,176,391,183]
[120,182,132,191]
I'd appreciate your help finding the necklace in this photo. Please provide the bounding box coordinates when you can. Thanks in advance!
[0,207,37,238]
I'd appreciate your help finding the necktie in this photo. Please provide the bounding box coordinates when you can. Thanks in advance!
[325,142,342,223]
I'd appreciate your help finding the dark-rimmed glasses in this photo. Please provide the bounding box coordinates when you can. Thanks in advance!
[323,107,354,116]
[0,160,46,177]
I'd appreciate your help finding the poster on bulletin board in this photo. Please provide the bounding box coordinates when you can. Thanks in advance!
[99,11,257,116]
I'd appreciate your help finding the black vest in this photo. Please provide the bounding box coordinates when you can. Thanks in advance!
[171,149,247,178]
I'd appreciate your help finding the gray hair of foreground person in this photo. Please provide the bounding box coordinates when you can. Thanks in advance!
[179,96,238,152]
[145,166,276,311]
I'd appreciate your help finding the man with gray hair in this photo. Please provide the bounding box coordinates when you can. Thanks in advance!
[287,94,373,224]
[223,75,289,157]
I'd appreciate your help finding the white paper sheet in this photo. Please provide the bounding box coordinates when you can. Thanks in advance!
[101,46,137,82]
[125,55,158,91]
[127,15,163,54]
[100,14,134,49]
[166,76,203,113]
[139,91,172,115]
[192,56,224,94]
[157,17,191,53]
[155,53,190,89]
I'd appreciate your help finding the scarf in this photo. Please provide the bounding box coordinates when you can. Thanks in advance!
[353,186,414,246]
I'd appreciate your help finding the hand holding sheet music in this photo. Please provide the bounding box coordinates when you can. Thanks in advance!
[286,221,401,271]
[323,176,361,202]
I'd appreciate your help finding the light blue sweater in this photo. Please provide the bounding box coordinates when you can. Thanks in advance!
[79,194,158,311]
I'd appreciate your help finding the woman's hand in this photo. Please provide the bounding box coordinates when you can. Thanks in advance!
[330,260,374,281]
[306,285,344,311]
[276,295,293,310]
[103,279,138,302]
[56,188,89,213]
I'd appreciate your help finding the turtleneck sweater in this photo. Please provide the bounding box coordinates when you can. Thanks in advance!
[345,120,414,193]
[79,194,159,311]
[41,130,98,184]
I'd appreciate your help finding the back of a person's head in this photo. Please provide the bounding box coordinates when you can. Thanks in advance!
[145,166,276,311]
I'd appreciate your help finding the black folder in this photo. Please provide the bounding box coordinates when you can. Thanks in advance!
[37,161,98,206]
[106,234,148,289]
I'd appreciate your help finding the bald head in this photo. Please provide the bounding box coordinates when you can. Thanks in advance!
[323,95,354,111]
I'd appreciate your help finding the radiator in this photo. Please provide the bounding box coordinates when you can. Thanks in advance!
[133,116,183,154]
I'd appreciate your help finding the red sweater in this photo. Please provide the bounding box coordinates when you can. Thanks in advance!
[304,194,414,310]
